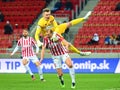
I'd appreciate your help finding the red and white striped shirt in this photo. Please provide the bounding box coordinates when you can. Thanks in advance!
[43,36,67,56]
[16,37,37,57]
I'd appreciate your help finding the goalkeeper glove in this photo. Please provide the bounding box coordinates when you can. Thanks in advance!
[83,11,92,19]
[37,40,43,47]
[51,32,58,41]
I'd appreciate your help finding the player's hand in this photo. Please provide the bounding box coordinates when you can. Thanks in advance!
[51,36,58,42]
[83,11,92,19]
[51,32,58,41]
[37,40,43,47]
[10,53,13,58]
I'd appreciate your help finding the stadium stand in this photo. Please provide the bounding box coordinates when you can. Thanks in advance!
[0,0,46,53]
[74,0,120,53]
[52,0,87,20]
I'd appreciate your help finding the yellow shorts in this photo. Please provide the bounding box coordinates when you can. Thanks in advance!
[55,23,67,35]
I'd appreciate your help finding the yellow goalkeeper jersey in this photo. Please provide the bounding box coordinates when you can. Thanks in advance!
[35,15,58,41]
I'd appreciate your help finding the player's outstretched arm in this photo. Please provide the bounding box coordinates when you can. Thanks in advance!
[35,26,43,47]
[40,45,46,64]
[10,45,19,57]
[34,43,39,55]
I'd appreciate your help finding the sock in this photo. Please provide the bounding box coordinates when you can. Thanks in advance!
[69,44,80,54]
[24,64,33,76]
[70,18,84,26]
[69,67,75,83]
[59,76,64,85]
[37,65,43,80]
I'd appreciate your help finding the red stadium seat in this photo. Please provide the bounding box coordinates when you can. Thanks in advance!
[73,0,120,53]
[0,0,46,51]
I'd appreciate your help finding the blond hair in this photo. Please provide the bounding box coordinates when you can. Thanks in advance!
[42,8,51,13]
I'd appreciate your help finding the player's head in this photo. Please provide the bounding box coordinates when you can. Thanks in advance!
[22,29,29,38]
[46,29,53,38]
[42,8,51,20]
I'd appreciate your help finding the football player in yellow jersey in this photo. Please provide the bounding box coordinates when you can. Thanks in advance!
[35,8,91,56]
[35,8,58,47]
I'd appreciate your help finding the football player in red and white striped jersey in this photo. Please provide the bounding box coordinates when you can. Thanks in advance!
[40,29,75,88]
[43,34,67,56]
[11,29,45,81]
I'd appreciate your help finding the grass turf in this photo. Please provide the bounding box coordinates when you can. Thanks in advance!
[0,73,120,90]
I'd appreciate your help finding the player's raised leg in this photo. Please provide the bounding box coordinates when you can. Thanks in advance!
[62,11,92,56]
[70,11,91,26]
[51,11,92,56]
[52,11,92,39]
[62,39,91,56]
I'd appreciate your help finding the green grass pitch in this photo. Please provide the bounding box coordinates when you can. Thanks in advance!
[0,73,120,90]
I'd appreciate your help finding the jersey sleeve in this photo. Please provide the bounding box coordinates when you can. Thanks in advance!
[52,17,58,28]
[35,20,42,41]
[17,39,21,46]
[31,37,39,53]
[31,37,36,45]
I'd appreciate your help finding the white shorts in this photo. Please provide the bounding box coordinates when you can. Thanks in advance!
[23,55,39,63]
[52,53,70,69]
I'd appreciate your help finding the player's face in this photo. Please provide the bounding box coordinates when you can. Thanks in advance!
[23,30,28,38]
[46,30,52,38]
[43,11,51,20]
